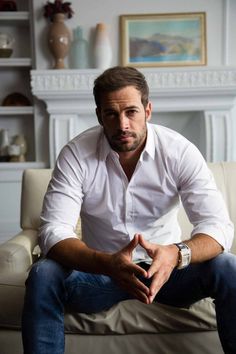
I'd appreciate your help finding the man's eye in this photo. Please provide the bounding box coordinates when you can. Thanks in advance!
[127,110,137,117]
[105,112,116,119]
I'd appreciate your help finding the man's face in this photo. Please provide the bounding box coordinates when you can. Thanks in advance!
[96,86,152,154]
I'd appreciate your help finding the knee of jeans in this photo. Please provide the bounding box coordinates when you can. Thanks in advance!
[208,252,236,288]
[26,258,68,288]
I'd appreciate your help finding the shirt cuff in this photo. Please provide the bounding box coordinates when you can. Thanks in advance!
[191,222,234,252]
[38,224,78,256]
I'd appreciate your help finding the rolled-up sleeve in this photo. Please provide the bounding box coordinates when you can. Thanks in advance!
[38,144,84,255]
[178,144,234,251]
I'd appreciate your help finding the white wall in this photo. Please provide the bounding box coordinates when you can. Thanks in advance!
[31,0,236,163]
[32,0,236,69]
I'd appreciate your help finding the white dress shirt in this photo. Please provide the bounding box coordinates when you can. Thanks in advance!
[39,123,234,262]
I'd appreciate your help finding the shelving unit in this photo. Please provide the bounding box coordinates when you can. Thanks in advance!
[0,0,37,165]
[0,0,47,243]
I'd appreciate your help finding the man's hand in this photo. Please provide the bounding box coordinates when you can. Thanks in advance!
[109,234,150,303]
[138,234,179,304]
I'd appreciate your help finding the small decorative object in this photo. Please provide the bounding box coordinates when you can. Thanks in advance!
[43,0,74,69]
[93,23,112,70]
[0,0,17,11]
[12,134,27,162]
[43,0,73,22]
[0,33,14,58]
[70,26,89,69]
[0,129,10,161]
[8,144,20,162]
[2,92,31,106]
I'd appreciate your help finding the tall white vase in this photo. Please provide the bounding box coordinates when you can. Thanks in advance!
[94,23,112,70]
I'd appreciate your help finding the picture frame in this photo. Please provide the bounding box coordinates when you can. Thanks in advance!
[120,12,207,67]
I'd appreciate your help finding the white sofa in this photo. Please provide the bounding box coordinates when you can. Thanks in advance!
[0,162,236,354]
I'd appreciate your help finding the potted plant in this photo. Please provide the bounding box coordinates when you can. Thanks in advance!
[43,0,74,22]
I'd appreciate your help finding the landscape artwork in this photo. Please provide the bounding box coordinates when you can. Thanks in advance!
[120,13,206,67]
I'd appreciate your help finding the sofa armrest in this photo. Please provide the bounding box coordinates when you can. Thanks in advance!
[0,229,38,274]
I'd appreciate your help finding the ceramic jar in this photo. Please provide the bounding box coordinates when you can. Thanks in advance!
[13,134,27,162]
[0,33,14,58]
[48,13,71,69]
[8,144,21,162]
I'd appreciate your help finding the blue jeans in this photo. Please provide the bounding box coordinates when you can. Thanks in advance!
[22,253,236,354]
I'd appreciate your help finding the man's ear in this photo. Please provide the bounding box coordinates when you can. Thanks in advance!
[96,108,103,126]
[145,101,152,122]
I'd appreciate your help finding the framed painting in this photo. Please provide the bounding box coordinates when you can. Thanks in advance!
[120,12,207,67]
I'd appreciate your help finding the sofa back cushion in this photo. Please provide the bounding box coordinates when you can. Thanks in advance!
[178,162,236,253]
[20,169,53,230]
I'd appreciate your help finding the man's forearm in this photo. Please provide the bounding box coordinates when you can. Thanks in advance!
[47,235,150,303]
[184,233,223,263]
[47,238,112,275]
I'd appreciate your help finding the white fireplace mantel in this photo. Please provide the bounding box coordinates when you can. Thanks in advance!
[31,67,236,166]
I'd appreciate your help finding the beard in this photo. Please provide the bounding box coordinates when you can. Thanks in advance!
[104,125,147,153]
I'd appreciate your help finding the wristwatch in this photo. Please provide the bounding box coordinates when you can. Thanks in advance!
[174,242,191,269]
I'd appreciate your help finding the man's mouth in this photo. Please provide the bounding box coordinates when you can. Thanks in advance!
[113,132,134,141]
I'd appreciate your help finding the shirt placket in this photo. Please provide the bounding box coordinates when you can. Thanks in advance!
[110,152,140,242]
[124,185,134,238]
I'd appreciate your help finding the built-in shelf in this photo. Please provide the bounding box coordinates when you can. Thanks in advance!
[0,106,34,115]
[0,11,29,22]
[0,58,32,67]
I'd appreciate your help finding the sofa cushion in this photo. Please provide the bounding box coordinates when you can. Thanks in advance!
[65,298,217,335]
[0,273,217,334]
[21,169,52,230]
[0,273,26,328]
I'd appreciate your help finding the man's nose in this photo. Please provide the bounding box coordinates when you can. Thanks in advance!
[117,113,129,130]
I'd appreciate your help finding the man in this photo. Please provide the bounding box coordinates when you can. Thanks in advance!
[22,66,235,354]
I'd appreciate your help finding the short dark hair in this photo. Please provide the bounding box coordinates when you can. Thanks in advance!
[93,66,149,109]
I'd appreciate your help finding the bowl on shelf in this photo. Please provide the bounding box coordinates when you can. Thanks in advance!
[0,1,17,11]
[2,92,31,106]
[0,33,14,58]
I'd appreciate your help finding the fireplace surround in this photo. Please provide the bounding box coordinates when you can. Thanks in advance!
[31,67,236,166]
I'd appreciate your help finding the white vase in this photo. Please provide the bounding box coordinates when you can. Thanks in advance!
[93,23,112,70]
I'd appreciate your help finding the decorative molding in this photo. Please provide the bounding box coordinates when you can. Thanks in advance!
[204,111,232,162]
[50,115,76,164]
[31,67,236,95]
[31,69,98,95]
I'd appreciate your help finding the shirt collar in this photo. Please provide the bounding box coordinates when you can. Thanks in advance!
[99,122,156,161]
[143,122,156,160]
